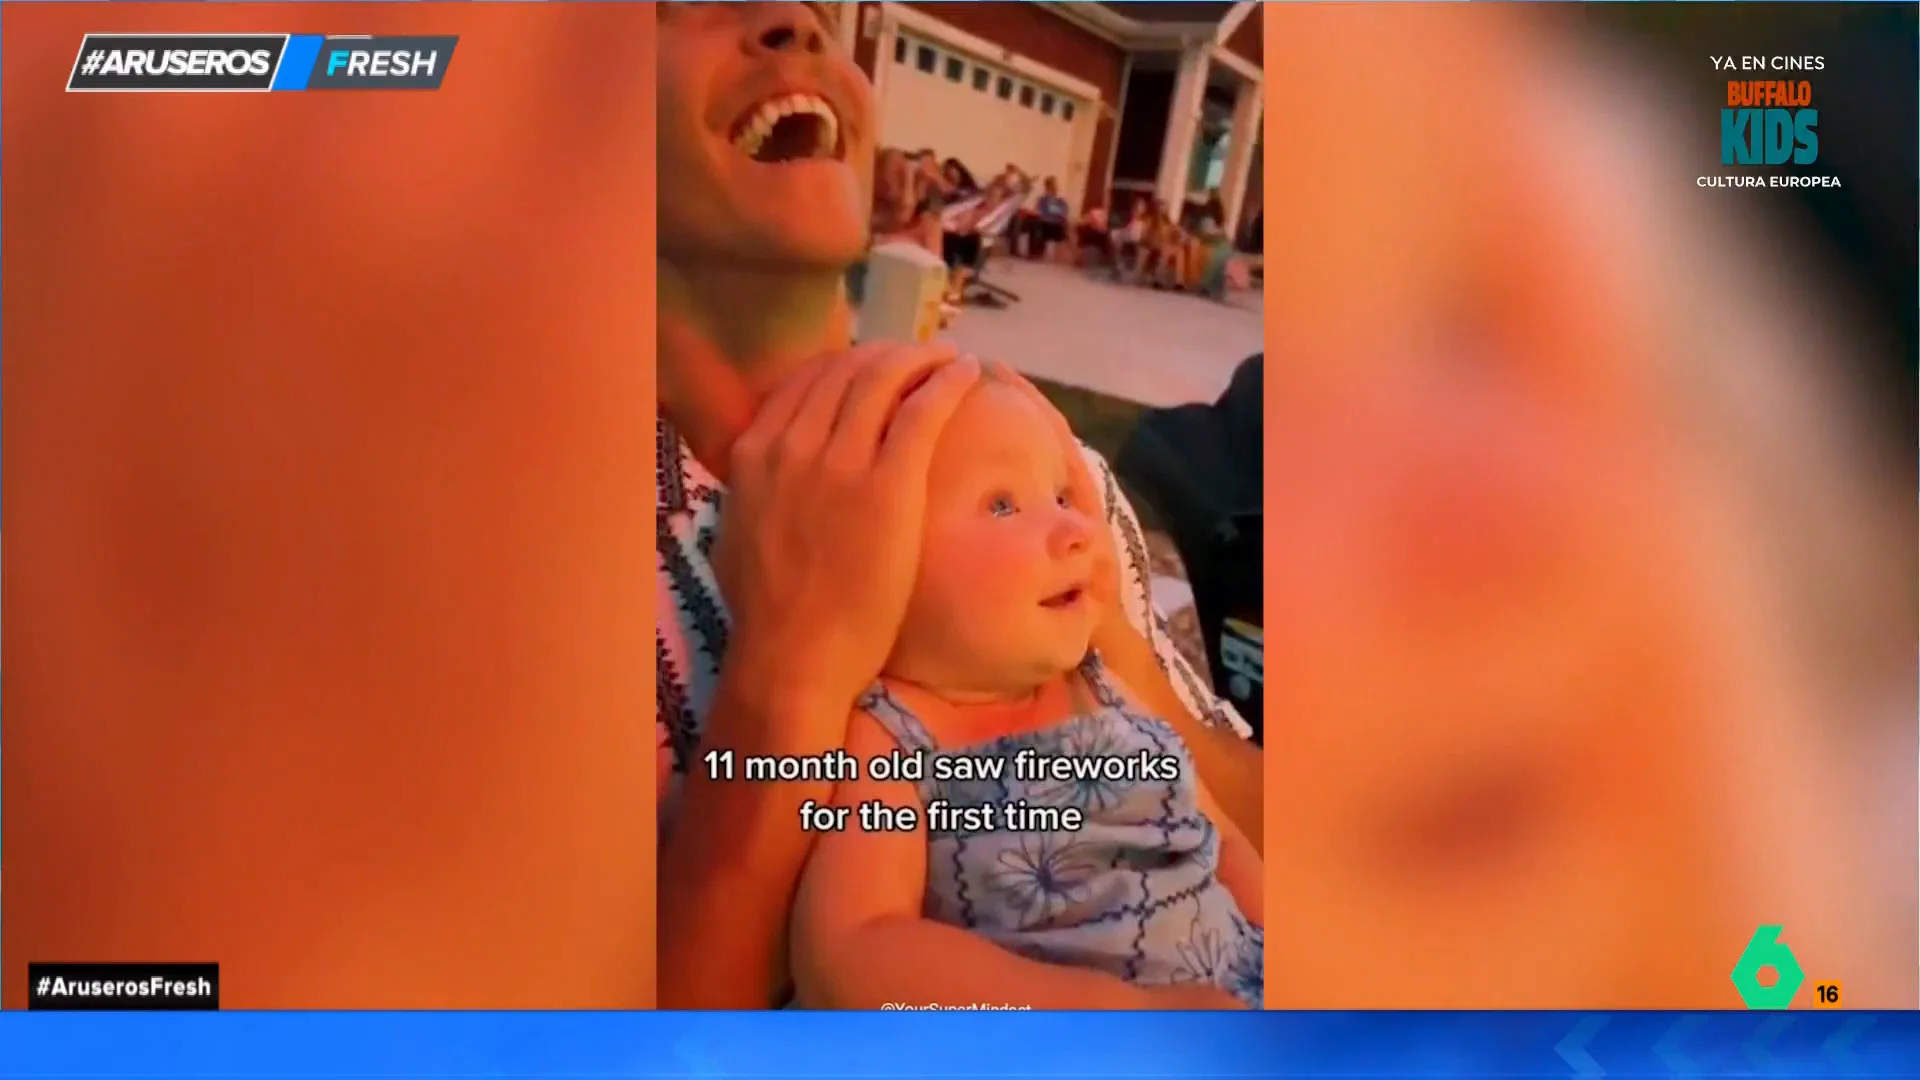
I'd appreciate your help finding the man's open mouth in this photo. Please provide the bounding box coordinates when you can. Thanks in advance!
[1040,586,1086,610]
[729,92,841,164]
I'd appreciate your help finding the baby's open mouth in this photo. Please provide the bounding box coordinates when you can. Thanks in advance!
[729,92,842,164]
[1040,586,1086,610]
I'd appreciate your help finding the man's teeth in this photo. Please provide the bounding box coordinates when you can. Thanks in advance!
[731,93,840,160]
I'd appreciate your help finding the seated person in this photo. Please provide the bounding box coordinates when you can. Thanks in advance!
[872,147,941,255]
[1239,207,1262,254]
[995,163,1034,247]
[942,177,1025,305]
[1143,202,1188,290]
[890,150,955,233]
[940,157,981,201]
[1113,200,1178,287]
[1021,177,1072,261]
[1109,204,1148,282]
[940,183,988,295]
[1185,191,1236,298]
[791,368,1263,1011]
[1075,203,1113,267]
[862,149,961,323]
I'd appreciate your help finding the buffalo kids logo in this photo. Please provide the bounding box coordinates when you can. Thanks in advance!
[1699,54,1841,190]
[1722,80,1817,166]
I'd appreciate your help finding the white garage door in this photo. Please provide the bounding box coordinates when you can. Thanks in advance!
[880,30,1087,203]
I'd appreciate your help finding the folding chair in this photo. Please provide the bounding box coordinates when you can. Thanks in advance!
[1114,355,1266,741]
[962,195,1026,306]
[937,195,985,232]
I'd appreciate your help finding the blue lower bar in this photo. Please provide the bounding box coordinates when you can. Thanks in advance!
[271,35,324,92]
[0,1010,1910,1076]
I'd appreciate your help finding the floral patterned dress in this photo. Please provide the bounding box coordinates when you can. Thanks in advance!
[857,652,1263,1007]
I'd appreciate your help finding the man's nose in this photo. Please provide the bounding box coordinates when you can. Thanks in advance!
[1049,508,1093,559]
[743,3,829,57]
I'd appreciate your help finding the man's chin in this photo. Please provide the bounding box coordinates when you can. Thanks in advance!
[734,228,869,273]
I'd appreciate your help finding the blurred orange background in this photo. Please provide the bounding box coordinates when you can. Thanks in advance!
[4,0,1911,1015]
[1261,2,1915,1009]
[3,4,658,1008]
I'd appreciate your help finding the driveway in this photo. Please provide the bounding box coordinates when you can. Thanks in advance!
[944,258,1264,408]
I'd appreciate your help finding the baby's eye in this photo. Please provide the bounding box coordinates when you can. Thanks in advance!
[988,493,1018,518]
[1055,491,1073,510]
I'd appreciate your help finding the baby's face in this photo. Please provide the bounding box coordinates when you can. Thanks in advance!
[887,380,1099,699]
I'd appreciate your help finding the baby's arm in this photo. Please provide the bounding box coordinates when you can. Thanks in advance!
[791,711,1225,1010]
[1194,769,1265,927]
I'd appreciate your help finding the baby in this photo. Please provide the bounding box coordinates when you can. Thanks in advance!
[791,370,1264,1010]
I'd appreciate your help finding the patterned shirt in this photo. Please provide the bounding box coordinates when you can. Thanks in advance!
[857,653,1264,1007]
[656,416,1250,820]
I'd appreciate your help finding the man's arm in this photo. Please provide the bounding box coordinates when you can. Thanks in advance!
[1081,446,1265,851]
[657,345,984,1009]
[1193,766,1265,926]
[657,656,846,1009]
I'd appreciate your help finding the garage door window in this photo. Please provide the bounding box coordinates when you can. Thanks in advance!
[891,30,1085,121]
[877,27,1091,205]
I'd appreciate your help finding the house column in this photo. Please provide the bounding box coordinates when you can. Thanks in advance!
[1218,78,1262,236]
[829,2,858,56]
[1154,43,1210,210]
[867,5,897,99]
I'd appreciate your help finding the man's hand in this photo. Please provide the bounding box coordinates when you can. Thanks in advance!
[713,343,982,721]
[663,343,981,1009]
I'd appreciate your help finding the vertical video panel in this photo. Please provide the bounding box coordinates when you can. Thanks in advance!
[657,1,1267,1009]
[1262,2,1917,1008]
[3,2,659,1008]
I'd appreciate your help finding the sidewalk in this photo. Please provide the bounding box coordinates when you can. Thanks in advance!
[944,258,1264,409]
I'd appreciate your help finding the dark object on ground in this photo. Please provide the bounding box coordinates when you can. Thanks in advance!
[1025,379,1152,523]
[1237,209,1262,255]
[1115,355,1264,742]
